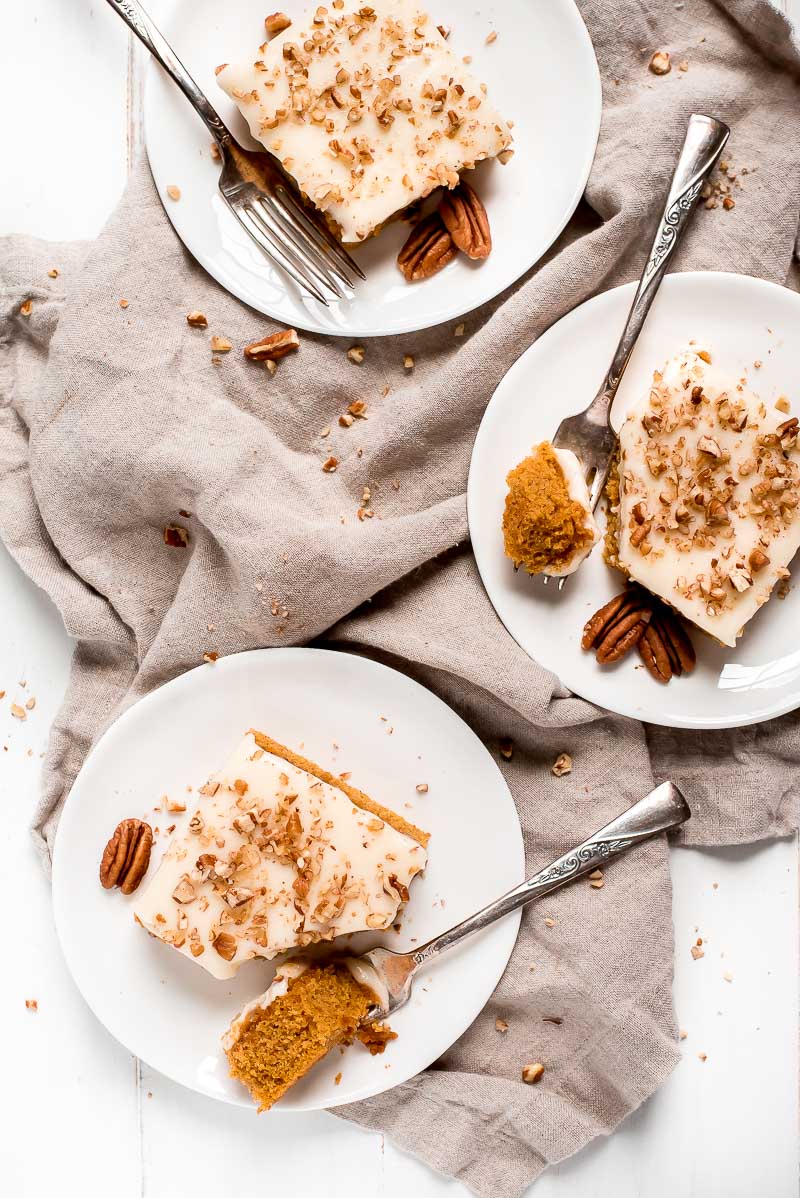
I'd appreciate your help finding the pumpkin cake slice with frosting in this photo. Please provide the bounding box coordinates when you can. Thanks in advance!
[223,956,395,1110]
[134,731,428,979]
[503,441,601,577]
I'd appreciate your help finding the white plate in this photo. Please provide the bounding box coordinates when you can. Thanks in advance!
[143,0,601,337]
[468,271,800,730]
[52,648,524,1110]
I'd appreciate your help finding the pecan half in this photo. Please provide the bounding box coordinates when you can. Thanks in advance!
[583,587,652,663]
[100,819,153,895]
[438,180,491,260]
[638,623,673,683]
[397,211,456,281]
[243,328,300,361]
[651,610,696,677]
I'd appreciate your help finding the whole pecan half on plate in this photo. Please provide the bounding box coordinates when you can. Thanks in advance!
[582,586,653,664]
[397,211,456,282]
[439,180,492,260]
[100,818,153,895]
[639,608,697,683]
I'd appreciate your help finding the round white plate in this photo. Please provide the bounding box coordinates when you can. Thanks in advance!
[143,0,601,337]
[469,271,800,730]
[53,648,524,1110]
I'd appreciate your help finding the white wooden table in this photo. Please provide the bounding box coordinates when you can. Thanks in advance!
[2,3,799,1195]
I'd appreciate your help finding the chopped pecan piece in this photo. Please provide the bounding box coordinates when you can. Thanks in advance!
[438,180,491,260]
[397,211,456,282]
[265,11,291,35]
[244,328,300,361]
[100,819,153,895]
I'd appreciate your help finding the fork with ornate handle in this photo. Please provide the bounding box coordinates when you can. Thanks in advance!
[105,0,364,305]
[542,112,730,588]
[358,781,690,1019]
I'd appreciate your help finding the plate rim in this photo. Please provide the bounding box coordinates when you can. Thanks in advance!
[468,269,800,731]
[52,645,524,1110]
[142,0,602,337]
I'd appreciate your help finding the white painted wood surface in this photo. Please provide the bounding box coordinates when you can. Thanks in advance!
[1,3,798,1195]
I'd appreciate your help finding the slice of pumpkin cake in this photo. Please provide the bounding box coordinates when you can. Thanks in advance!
[134,731,428,979]
[222,957,394,1110]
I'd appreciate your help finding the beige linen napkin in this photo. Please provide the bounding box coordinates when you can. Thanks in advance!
[2,1,799,1194]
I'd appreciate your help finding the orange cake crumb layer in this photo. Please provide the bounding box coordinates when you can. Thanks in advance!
[357,1021,398,1055]
[249,730,429,847]
[503,442,595,575]
[225,964,375,1111]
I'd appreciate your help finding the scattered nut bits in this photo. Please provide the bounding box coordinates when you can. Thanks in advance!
[48,268,59,278]
[166,185,182,201]
[25,696,36,710]
[551,752,572,777]
[210,335,232,353]
[322,456,339,472]
[498,737,514,760]
[415,783,428,794]
[186,311,208,328]
[119,298,129,309]
[403,354,415,370]
[454,323,465,337]
[348,399,367,418]
[339,413,355,427]
[265,11,292,35]
[649,50,671,75]
[203,652,219,664]
[164,524,190,548]
[244,328,299,361]
[495,1017,509,1033]
[485,30,497,44]
[334,1071,343,1085]
[697,1052,707,1062]
[19,300,32,317]
[679,1029,688,1040]
[10,703,26,721]
[25,999,38,1011]
[690,944,704,960]
[347,345,366,364]
[521,1062,545,1085]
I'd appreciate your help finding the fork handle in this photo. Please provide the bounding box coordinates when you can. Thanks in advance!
[410,781,690,967]
[584,113,729,429]
[105,0,231,147]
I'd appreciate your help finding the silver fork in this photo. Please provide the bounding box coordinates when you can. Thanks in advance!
[357,781,690,1020]
[542,113,730,589]
[105,0,364,305]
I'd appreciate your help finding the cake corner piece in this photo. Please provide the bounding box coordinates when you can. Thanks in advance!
[216,0,513,245]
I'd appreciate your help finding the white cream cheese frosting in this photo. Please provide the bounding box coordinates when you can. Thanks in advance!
[616,347,800,646]
[545,447,602,577]
[216,0,513,244]
[134,732,427,980]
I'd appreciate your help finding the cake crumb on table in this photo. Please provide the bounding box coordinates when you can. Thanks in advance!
[521,1062,545,1085]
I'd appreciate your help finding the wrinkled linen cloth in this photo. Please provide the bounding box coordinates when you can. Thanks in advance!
[2,1,800,1194]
